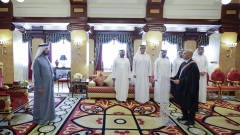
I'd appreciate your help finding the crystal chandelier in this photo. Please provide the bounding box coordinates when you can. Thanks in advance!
[1,0,24,3]
[221,0,231,5]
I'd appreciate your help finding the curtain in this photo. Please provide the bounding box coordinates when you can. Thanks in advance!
[46,34,71,43]
[197,35,209,47]
[163,35,183,51]
[45,34,71,63]
[22,33,32,79]
[94,34,133,72]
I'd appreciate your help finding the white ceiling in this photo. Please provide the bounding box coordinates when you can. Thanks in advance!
[11,0,230,32]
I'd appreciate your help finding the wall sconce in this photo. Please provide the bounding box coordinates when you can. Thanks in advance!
[226,43,237,58]
[74,40,82,55]
[74,41,81,48]
[0,40,6,55]
[152,42,159,56]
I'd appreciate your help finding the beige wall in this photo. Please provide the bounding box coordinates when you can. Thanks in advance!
[235,41,240,71]
[146,31,162,75]
[184,40,197,51]
[32,38,44,59]
[0,29,13,84]
[219,32,238,75]
[71,30,87,78]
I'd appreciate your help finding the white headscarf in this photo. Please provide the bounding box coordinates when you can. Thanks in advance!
[31,43,49,82]
[117,49,126,58]
[193,46,204,57]
[134,45,147,59]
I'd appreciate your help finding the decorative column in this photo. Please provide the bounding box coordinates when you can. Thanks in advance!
[0,29,13,84]
[70,30,87,79]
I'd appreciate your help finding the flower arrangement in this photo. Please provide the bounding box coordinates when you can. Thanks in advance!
[73,73,82,80]
[20,80,29,88]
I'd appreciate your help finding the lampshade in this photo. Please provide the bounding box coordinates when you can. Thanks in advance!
[60,55,67,60]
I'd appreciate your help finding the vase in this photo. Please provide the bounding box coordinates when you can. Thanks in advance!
[55,59,59,67]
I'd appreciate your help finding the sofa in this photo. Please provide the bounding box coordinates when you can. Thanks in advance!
[88,74,155,99]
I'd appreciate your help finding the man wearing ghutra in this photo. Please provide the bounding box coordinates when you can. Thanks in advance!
[112,50,131,102]
[31,43,55,125]
[132,45,152,104]
[192,46,208,103]
[154,50,171,103]
[172,49,184,77]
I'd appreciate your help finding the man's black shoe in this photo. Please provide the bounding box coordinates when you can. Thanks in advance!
[177,117,187,121]
[184,121,195,126]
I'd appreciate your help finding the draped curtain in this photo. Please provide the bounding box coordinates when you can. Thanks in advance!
[22,33,71,79]
[163,35,183,51]
[22,33,32,79]
[94,34,134,72]
[45,33,71,63]
[197,35,209,47]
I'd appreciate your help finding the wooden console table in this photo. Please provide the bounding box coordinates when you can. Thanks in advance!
[71,79,90,98]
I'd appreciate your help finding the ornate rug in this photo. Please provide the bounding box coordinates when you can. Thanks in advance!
[1,97,240,135]
[0,94,81,135]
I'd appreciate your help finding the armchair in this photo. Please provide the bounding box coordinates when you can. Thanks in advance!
[58,71,71,91]
[0,62,29,126]
[210,68,238,99]
[226,68,240,98]
[206,73,221,99]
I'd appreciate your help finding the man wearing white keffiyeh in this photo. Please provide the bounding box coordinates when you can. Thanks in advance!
[192,46,208,103]
[31,43,55,125]
[132,45,152,104]
[112,50,131,102]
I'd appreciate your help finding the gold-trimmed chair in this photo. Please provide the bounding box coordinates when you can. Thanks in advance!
[0,62,29,126]
[226,68,240,99]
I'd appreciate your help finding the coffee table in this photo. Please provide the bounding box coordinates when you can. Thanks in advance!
[71,79,90,98]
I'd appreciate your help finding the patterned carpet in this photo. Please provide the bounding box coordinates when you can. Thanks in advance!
[0,96,240,135]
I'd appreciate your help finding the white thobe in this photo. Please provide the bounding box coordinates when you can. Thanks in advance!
[112,57,131,101]
[154,57,171,103]
[132,54,152,103]
[193,55,208,103]
[172,57,184,77]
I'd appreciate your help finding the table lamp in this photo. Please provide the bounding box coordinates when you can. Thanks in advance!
[59,55,67,68]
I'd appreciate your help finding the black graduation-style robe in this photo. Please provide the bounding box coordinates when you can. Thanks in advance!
[171,59,200,112]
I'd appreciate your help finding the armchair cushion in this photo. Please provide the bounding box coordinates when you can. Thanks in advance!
[103,73,114,87]
[211,69,225,83]
[227,69,240,81]
[93,73,107,86]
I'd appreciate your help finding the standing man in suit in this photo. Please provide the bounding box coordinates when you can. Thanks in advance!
[171,49,200,125]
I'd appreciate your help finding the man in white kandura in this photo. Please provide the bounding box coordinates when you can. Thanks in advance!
[192,46,208,103]
[132,45,152,104]
[172,49,184,77]
[112,50,131,102]
[154,50,171,103]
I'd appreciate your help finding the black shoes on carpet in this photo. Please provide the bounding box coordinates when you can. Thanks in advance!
[177,117,195,126]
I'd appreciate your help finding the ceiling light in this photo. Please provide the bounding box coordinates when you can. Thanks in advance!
[1,0,10,3]
[1,0,24,3]
[221,0,231,5]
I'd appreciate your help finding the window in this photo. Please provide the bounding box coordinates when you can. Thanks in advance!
[52,40,71,68]
[161,42,177,63]
[102,40,127,72]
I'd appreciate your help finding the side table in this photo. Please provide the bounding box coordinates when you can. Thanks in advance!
[71,79,90,98]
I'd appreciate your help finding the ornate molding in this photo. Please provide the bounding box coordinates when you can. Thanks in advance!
[67,23,91,32]
[218,25,240,33]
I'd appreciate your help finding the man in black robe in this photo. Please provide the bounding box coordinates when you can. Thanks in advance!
[171,49,200,125]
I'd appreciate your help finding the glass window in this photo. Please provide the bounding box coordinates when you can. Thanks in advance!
[52,40,71,68]
[102,40,127,72]
[161,42,177,63]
